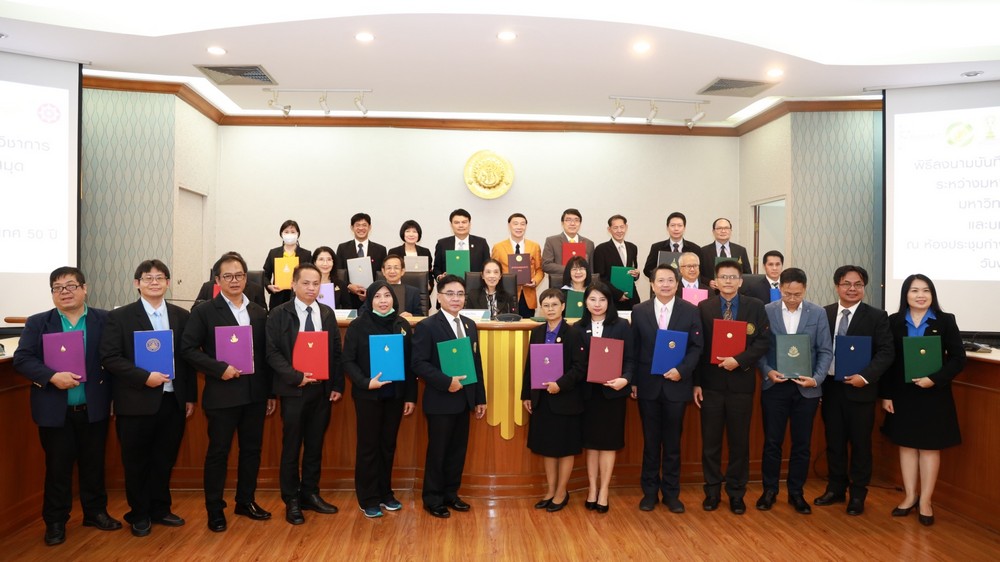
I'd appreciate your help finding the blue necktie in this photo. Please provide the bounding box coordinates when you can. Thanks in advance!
[304,306,316,331]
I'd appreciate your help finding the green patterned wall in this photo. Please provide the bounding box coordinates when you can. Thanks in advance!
[81,90,175,309]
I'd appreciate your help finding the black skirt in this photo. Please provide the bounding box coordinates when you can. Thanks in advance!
[582,386,627,451]
[527,395,582,457]
[881,384,961,450]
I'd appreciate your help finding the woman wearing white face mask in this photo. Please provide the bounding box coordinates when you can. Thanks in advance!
[262,219,312,310]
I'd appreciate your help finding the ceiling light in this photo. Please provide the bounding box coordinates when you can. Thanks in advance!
[632,41,651,54]
[610,99,625,121]
[355,32,375,43]
[691,104,706,124]
[354,94,368,116]
[646,102,658,124]
[962,70,984,77]
[497,31,517,41]
[0,33,8,40]
[206,46,226,55]
[685,119,695,130]
[319,94,330,116]
[767,68,784,78]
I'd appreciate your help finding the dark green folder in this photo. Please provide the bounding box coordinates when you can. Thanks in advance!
[437,336,478,386]
[775,334,811,379]
[902,336,942,382]
[446,249,471,277]
[565,290,585,319]
[610,266,634,298]
[714,256,743,268]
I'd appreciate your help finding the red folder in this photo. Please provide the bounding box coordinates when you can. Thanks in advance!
[587,337,624,383]
[561,242,587,265]
[212,284,221,298]
[292,331,329,380]
[711,319,747,364]
[508,253,531,284]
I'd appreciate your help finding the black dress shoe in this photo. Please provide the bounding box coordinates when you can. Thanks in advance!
[546,493,569,513]
[83,511,123,531]
[130,518,152,537]
[814,491,846,506]
[424,504,450,519]
[891,497,920,517]
[846,497,865,516]
[444,498,470,512]
[300,493,338,514]
[702,495,720,511]
[919,513,935,526]
[756,489,777,511]
[285,499,305,525]
[534,497,553,509]
[789,494,812,515]
[152,513,185,527]
[595,501,609,514]
[44,522,66,546]
[207,511,227,532]
[235,501,272,520]
[729,497,747,515]
[664,497,685,514]
[639,495,657,512]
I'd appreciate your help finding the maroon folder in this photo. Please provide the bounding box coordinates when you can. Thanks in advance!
[711,319,747,364]
[292,331,329,380]
[508,253,531,284]
[587,337,624,383]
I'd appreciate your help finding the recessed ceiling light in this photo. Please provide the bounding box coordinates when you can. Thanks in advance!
[632,41,651,54]
[206,46,226,55]
[0,33,8,40]
[962,70,984,77]
[355,32,375,43]
[767,68,784,78]
[497,30,517,41]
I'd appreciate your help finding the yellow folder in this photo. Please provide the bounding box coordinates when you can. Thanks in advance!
[274,256,299,290]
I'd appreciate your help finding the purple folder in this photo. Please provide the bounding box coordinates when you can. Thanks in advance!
[317,283,336,308]
[42,331,87,382]
[214,325,254,374]
[529,343,563,390]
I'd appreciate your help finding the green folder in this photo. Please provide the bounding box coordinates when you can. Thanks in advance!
[436,336,478,386]
[610,266,634,299]
[902,336,942,382]
[714,256,743,268]
[775,334,811,379]
[446,249,471,277]
[565,290,585,319]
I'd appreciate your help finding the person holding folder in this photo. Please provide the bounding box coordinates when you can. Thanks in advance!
[411,275,487,518]
[180,253,275,532]
[521,289,588,512]
[265,263,344,525]
[379,254,424,317]
[100,259,196,537]
[465,259,517,319]
[262,219,312,310]
[13,267,122,546]
[541,208,596,281]
[815,265,893,516]
[756,268,832,515]
[591,214,640,310]
[880,274,966,526]
[336,212,389,308]
[576,282,634,513]
[311,246,350,309]
[388,219,433,291]
[631,264,703,513]
[342,281,417,518]
[490,212,543,317]
[642,211,701,281]
[431,209,490,283]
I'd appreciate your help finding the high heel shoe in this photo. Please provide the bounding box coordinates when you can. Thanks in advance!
[595,501,609,514]
[585,500,597,511]
[534,497,553,510]
[546,492,569,513]
[891,496,920,517]
[919,513,935,526]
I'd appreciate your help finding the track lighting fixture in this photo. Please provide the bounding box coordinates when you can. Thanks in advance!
[319,94,330,116]
[608,95,709,125]
[646,101,658,124]
[354,94,368,116]
[263,88,372,116]
[610,99,625,121]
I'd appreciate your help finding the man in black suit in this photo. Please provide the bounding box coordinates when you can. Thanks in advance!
[592,214,640,310]
[432,209,491,283]
[100,259,196,538]
[699,217,752,281]
[380,254,424,316]
[411,275,487,518]
[336,212,388,307]
[180,253,275,532]
[814,265,893,516]
[677,252,711,291]
[193,251,267,309]
[14,266,122,546]
[631,264,703,513]
[642,211,701,280]
[265,263,343,525]
[693,261,770,515]
[740,250,784,304]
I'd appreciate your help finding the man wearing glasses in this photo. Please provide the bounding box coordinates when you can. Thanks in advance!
[100,260,196,537]
[411,275,487,518]
[642,211,701,281]
[542,208,596,283]
[699,218,752,282]
[677,252,710,291]
[14,267,122,546]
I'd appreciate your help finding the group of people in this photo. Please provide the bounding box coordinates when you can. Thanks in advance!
[11,207,967,549]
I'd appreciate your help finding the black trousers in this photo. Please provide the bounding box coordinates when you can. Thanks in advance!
[760,383,820,495]
[637,396,686,499]
[38,409,109,524]
[821,384,875,499]
[422,410,470,508]
[354,397,405,509]
[116,395,186,523]
[279,385,331,502]
[699,388,754,499]
[203,401,267,511]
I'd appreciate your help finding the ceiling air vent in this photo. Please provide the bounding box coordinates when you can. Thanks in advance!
[698,77,776,98]
[195,65,278,86]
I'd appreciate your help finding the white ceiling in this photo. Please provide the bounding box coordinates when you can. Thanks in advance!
[2,1,999,126]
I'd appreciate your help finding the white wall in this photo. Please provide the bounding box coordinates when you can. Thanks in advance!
[738,114,793,268]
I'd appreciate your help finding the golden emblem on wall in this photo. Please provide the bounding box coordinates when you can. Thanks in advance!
[464,150,513,199]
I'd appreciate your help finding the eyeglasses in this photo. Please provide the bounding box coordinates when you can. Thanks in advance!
[562,218,581,224]
[714,226,732,231]
[138,275,167,284]
[51,284,81,294]
[717,274,740,281]
[679,264,699,269]
[570,267,587,272]
[838,282,866,290]
[440,291,466,299]
[220,273,246,282]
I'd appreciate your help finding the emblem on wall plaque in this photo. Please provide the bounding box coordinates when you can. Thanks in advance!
[464,150,513,199]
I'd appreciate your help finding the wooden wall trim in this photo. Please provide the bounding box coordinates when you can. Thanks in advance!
[82,77,224,123]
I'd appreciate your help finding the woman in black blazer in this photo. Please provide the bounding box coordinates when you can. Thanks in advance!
[388,219,433,290]
[521,289,587,512]
[465,259,516,319]
[262,219,311,310]
[341,281,417,518]
[880,274,967,526]
[576,282,634,513]
[311,246,350,309]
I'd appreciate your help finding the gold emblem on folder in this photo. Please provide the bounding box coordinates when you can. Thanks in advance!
[604,347,610,353]
[515,255,523,262]
[920,348,926,355]
[543,357,551,365]
[850,345,855,351]
[668,341,676,349]
[452,348,458,354]
[670,258,678,268]
[283,264,290,273]
[726,333,733,339]
[60,345,67,352]
[384,345,390,352]
[788,346,800,358]
[307,342,314,349]
[146,338,161,352]
[230,334,239,343]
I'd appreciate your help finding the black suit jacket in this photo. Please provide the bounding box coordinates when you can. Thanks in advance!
[643,239,701,280]
[631,297,704,402]
[432,235,490,277]
[336,240,389,281]
[180,294,272,409]
[694,295,770,394]
[465,287,517,316]
[520,321,588,414]
[576,318,635,399]
[341,315,418,403]
[739,275,774,304]
[699,242,752,280]
[879,311,966,401]
[195,280,267,309]
[13,307,112,426]
[265,300,344,397]
[822,302,894,402]
[592,239,640,309]
[262,246,312,289]
[387,244,433,272]
[100,300,196,416]
[411,312,486,414]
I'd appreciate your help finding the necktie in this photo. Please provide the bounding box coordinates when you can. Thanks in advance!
[838,309,851,336]
[723,299,733,321]
[617,244,627,265]
[459,240,465,250]
[304,306,316,331]
[772,282,778,289]
[658,305,668,329]
[454,317,466,338]
[151,310,163,330]
[357,243,365,258]
[515,243,521,255]
[720,245,728,258]
[672,242,679,253]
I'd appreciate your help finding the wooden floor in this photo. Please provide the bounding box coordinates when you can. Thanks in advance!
[3,481,999,562]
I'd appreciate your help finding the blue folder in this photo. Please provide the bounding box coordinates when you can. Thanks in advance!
[134,329,175,379]
[834,335,872,381]
[369,334,405,382]
[769,287,781,303]
[651,329,688,374]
